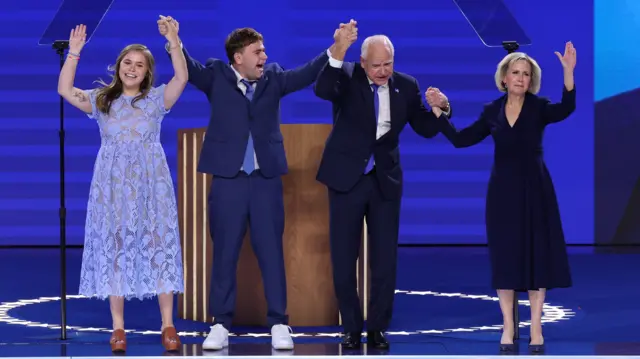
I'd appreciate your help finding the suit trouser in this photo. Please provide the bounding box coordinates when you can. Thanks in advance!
[328,170,401,333]
[207,170,288,329]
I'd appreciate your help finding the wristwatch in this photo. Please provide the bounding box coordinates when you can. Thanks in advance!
[442,103,450,114]
[165,41,183,52]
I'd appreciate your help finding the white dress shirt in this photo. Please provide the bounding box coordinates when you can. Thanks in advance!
[326,55,450,167]
[327,57,391,142]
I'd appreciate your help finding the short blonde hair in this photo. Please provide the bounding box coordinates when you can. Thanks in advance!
[494,52,541,94]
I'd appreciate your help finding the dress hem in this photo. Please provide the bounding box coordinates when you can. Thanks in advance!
[78,289,184,301]
[492,284,572,292]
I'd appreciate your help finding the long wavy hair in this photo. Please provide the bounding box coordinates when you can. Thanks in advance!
[94,44,156,114]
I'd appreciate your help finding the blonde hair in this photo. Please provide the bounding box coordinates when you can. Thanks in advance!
[494,52,541,94]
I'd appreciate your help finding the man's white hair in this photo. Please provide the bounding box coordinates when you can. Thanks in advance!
[361,35,395,59]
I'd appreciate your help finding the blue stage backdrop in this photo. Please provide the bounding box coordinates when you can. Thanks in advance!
[0,0,593,246]
[594,0,640,245]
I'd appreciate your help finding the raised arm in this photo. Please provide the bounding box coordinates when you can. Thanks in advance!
[275,51,328,96]
[163,17,215,94]
[57,24,92,114]
[543,85,576,124]
[546,41,577,124]
[278,20,357,97]
[434,106,491,148]
[313,61,347,102]
[313,25,355,101]
[157,16,187,110]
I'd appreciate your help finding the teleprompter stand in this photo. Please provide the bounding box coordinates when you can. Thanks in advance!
[39,0,114,340]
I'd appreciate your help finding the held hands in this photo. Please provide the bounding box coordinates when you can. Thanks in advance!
[431,106,443,118]
[68,24,86,54]
[334,19,358,50]
[554,41,576,71]
[425,87,449,111]
[158,15,180,46]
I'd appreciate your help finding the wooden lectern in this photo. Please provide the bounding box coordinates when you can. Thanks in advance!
[177,124,370,327]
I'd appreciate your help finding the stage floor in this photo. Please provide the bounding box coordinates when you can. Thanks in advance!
[0,246,638,357]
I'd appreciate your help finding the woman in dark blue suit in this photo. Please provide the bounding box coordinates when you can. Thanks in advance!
[430,42,577,353]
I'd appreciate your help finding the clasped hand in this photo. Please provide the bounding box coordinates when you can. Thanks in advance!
[157,15,180,45]
[425,87,448,110]
[333,19,358,50]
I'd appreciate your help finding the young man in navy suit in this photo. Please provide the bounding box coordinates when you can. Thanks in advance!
[162,17,355,350]
[314,27,451,350]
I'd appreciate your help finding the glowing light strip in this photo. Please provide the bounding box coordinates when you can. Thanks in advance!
[191,132,197,321]
[181,133,187,318]
[201,131,207,321]
[0,290,574,337]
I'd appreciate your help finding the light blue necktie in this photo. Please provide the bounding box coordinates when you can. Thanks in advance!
[241,79,255,173]
[365,84,380,173]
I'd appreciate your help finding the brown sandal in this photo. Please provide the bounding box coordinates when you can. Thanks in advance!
[162,326,181,352]
[110,328,126,352]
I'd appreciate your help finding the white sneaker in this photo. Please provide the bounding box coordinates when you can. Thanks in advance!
[271,324,294,350]
[202,324,229,351]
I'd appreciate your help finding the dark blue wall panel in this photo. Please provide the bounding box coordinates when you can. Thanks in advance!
[0,0,594,245]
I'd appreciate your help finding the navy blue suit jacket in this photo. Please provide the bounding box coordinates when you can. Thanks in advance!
[182,46,330,178]
[313,62,449,200]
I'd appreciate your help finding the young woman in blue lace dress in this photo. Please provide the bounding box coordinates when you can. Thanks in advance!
[56,17,187,352]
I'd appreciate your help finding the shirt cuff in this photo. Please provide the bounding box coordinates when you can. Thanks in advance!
[327,48,343,68]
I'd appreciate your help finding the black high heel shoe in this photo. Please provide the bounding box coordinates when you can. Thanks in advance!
[499,343,516,352]
[499,330,516,352]
[528,337,545,353]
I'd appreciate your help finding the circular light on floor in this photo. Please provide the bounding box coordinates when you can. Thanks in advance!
[0,290,574,337]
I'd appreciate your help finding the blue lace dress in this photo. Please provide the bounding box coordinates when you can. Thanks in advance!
[78,84,184,300]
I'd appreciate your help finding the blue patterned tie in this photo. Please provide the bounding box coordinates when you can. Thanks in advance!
[365,84,380,173]
[241,79,255,173]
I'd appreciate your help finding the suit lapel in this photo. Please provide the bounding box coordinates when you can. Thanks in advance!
[224,65,267,103]
[223,65,252,106]
[355,65,376,123]
[387,75,401,134]
[253,74,268,100]
[223,65,240,88]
